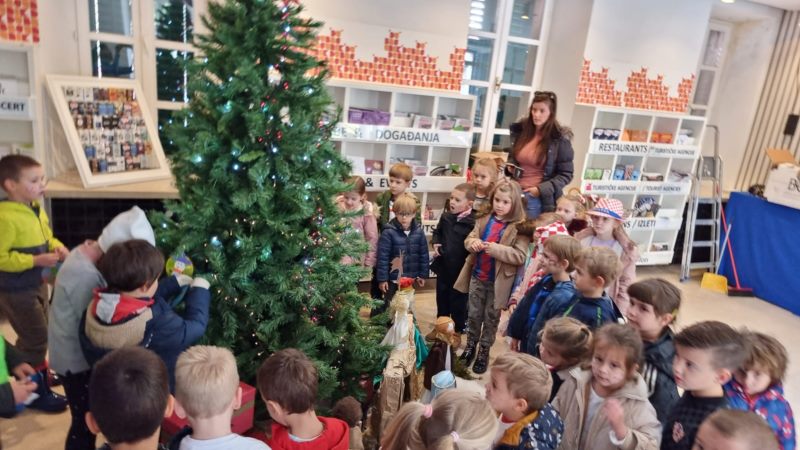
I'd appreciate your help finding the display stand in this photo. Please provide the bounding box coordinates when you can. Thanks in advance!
[572,105,706,265]
[0,42,43,165]
[326,80,475,235]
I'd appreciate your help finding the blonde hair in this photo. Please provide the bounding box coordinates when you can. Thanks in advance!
[389,163,414,182]
[393,193,418,214]
[557,193,587,217]
[471,158,499,183]
[543,235,582,272]
[576,246,621,287]
[491,353,551,413]
[175,346,239,419]
[540,317,593,367]
[490,180,526,223]
[702,410,780,450]
[741,330,788,384]
[380,389,497,450]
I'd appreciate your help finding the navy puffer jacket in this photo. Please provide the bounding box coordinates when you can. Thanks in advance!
[376,218,429,282]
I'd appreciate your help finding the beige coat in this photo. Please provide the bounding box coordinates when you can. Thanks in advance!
[454,215,529,309]
[552,368,661,450]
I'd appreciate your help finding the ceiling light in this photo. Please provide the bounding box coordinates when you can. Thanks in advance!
[521,15,530,19]
[720,0,734,3]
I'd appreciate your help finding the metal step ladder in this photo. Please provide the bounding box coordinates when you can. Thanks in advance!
[680,125,723,281]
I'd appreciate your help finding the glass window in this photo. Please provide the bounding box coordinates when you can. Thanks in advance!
[89,0,133,36]
[502,43,537,85]
[464,36,494,82]
[702,30,725,68]
[462,85,488,127]
[509,0,545,39]
[158,109,177,153]
[155,0,194,43]
[471,132,482,152]
[469,0,499,32]
[497,89,532,129]
[491,134,512,151]
[157,49,193,101]
[90,41,135,78]
[692,69,715,106]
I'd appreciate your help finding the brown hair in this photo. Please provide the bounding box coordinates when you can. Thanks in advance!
[540,317,593,367]
[97,239,165,293]
[389,162,413,182]
[0,154,41,189]
[380,389,497,450]
[740,330,788,384]
[392,193,418,214]
[489,180,526,223]
[701,410,780,450]
[593,323,643,376]
[674,321,744,371]
[257,348,318,414]
[575,246,620,287]
[511,91,568,164]
[557,193,588,216]
[453,182,476,201]
[543,235,582,272]
[345,176,366,196]
[516,212,564,238]
[175,345,239,419]
[331,396,362,428]
[627,278,681,320]
[491,353,551,413]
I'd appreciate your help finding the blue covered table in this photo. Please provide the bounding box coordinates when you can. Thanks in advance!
[718,192,800,316]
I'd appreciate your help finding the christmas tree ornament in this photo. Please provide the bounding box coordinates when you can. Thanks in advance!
[166,252,194,277]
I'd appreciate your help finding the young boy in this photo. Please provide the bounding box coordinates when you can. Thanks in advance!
[485,352,564,450]
[49,206,155,450]
[626,278,682,422]
[0,154,69,412]
[0,335,37,417]
[78,239,211,391]
[430,183,476,332]
[374,193,429,315]
[724,331,795,450]
[257,348,348,450]
[694,409,780,450]
[86,347,174,450]
[173,345,270,449]
[663,321,745,450]
[507,234,581,355]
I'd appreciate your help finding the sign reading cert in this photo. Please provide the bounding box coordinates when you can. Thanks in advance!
[332,123,471,147]
[0,96,32,119]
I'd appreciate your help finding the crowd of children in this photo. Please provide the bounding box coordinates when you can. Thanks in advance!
[0,151,796,450]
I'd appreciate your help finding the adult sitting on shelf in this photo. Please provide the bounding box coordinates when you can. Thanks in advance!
[508,91,575,219]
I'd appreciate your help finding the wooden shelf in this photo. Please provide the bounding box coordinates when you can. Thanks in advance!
[46,170,179,199]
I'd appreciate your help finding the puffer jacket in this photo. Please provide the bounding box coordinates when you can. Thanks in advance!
[375,218,429,282]
[374,191,421,231]
[430,210,475,284]
[506,274,576,355]
[575,226,639,316]
[495,403,564,450]
[552,368,661,450]
[0,200,64,291]
[642,329,679,423]
[725,379,796,450]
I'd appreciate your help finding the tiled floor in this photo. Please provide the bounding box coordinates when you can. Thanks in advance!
[2,265,798,449]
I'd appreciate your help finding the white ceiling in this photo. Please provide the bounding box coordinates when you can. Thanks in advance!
[749,0,800,10]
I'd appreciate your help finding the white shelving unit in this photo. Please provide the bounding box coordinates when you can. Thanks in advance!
[326,80,476,235]
[0,42,43,166]
[572,105,706,266]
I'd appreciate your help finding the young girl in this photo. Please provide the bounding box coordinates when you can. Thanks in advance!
[470,157,499,214]
[380,389,498,450]
[575,197,638,316]
[552,323,661,450]
[537,317,593,401]
[455,180,529,375]
[556,191,589,235]
[337,176,378,268]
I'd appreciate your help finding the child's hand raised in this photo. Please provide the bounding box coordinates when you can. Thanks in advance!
[603,398,628,441]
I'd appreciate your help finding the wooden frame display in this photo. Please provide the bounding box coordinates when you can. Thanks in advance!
[46,75,171,188]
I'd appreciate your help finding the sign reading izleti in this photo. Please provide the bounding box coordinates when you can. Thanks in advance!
[0,96,31,119]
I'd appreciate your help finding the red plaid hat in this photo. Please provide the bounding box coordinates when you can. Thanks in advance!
[587,198,626,221]
[536,221,569,247]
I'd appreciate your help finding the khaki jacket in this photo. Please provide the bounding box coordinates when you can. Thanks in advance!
[552,368,661,450]
[454,215,529,309]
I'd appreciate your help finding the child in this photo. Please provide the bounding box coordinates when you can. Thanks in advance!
[79,239,211,391]
[626,278,681,423]
[471,157,499,213]
[507,234,580,355]
[694,409,780,450]
[331,396,364,450]
[0,335,37,418]
[380,389,497,450]
[536,317,593,401]
[173,345,270,449]
[486,352,564,450]
[455,180,529,374]
[552,323,661,449]
[575,197,638,315]
[663,321,745,450]
[724,331,795,450]
[0,154,69,412]
[257,348,348,450]
[507,213,568,306]
[86,347,173,450]
[555,192,589,235]
[338,176,378,268]
[430,183,476,332]
[375,193,429,314]
[49,206,156,450]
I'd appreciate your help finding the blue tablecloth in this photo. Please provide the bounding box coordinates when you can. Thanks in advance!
[718,192,800,316]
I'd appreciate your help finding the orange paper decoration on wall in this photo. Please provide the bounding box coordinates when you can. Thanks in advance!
[0,0,40,43]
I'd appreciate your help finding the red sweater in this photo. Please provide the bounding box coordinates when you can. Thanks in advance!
[268,416,349,450]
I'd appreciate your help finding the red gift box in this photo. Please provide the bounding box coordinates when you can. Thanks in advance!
[160,382,257,443]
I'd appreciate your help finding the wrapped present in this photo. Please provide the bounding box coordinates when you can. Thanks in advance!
[160,382,256,443]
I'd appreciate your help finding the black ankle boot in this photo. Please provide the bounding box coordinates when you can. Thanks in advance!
[471,345,491,374]
[459,340,477,366]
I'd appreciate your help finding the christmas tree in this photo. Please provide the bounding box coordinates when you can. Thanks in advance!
[152,0,386,401]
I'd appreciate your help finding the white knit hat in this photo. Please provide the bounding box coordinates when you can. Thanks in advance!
[97,206,156,252]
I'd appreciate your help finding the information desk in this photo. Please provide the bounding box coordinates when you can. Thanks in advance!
[718,192,800,316]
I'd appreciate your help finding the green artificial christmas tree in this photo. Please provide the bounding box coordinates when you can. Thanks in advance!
[152,0,386,401]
